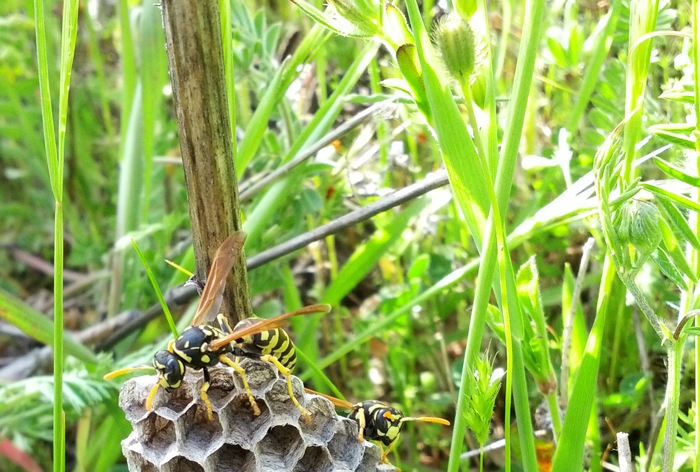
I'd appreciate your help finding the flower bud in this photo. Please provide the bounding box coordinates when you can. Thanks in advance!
[433,13,476,84]
[614,200,662,256]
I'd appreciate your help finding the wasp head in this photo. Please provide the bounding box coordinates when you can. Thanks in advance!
[153,350,185,389]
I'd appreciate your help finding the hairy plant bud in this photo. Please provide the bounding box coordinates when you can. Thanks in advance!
[433,13,476,84]
[614,200,662,256]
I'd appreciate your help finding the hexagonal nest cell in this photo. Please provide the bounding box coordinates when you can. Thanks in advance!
[118,358,397,472]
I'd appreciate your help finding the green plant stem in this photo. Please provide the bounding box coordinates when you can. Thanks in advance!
[219,0,235,156]
[448,0,546,467]
[691,0,700,470]
[460,82,488,167]
[545,391,562,440]
[662,338,683,471]
[54,203,65,472]
[564,0,620,134]
[621,0,658,185]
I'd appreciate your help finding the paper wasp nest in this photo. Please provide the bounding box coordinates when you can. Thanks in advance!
[119,358,397,472]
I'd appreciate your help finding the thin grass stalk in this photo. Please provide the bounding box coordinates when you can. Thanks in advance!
[691,1,700,470]
[447,0,547,467]
[140,0,166,222]
[83,11,114,137]
[34,0,78,469]
[493,0,514,84]
[118,0,136,138]
[662,337,684,471]
[621,0,659,185]
[564,0,620,135]
[459,72,518,469]
[219,0,236,158]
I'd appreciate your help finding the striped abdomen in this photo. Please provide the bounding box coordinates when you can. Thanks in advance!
[234,318,297,371]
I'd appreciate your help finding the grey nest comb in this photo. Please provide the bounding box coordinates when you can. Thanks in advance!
[118,358,397,472]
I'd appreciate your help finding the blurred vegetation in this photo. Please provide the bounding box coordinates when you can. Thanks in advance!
[1,0,699,471]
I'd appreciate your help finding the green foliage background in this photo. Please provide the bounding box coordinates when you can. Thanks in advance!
[1,0,699,471]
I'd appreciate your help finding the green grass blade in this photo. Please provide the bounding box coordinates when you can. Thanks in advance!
[220,0,236,160]
[139,0,166,221]
[242,42,378,244]
[653,157,700,187]
[34,0,59,196]
[565,0,621,134]
[321,198,430,307]
[34,0,79,469]
[236,60,289,178]
[297,197,430,381]
[552,261,616,470]
[0,290,97,364]
[404,0,489,245]
[641,182,700,213]
[131,239,179,338]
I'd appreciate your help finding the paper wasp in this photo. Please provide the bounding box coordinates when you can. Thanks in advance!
[306,389,450,463]
[104,231,331,421]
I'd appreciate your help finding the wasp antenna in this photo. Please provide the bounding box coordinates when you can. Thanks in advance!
[304,388,354,409]
[103,366,155,380]
[165,259,194,277]
[401,416,451,426]
[285,304,332,316]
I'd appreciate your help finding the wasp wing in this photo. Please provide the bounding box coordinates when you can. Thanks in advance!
[210,303,331,350]
[191,231,247,326]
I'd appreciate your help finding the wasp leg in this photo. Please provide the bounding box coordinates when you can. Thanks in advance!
[381,440,397,464]
[354,407,366,442]
[199,367,214,421]
[219,355,261,416]
[261,354,311,422]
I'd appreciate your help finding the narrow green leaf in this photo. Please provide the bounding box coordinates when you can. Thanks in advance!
[655,196,700,251]
[653,247,690,290]
[404,0,490,248]
[657,216,697,283]
[236,59,290,178]
[139,0,167,220]
[658,89,694,103]
[0,290,97,365]
[322,197,429,306]
[396,44,432,120]
[683,327,700,337]
[649,128,695,149]
[243,43,378,245]
[641,182,700,213]
[652,157,700,188]
[552,277,613,470]
[131,239,179,338]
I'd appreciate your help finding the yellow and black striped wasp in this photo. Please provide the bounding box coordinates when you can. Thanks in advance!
[104,232,330,421]
[306,389,450,463]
